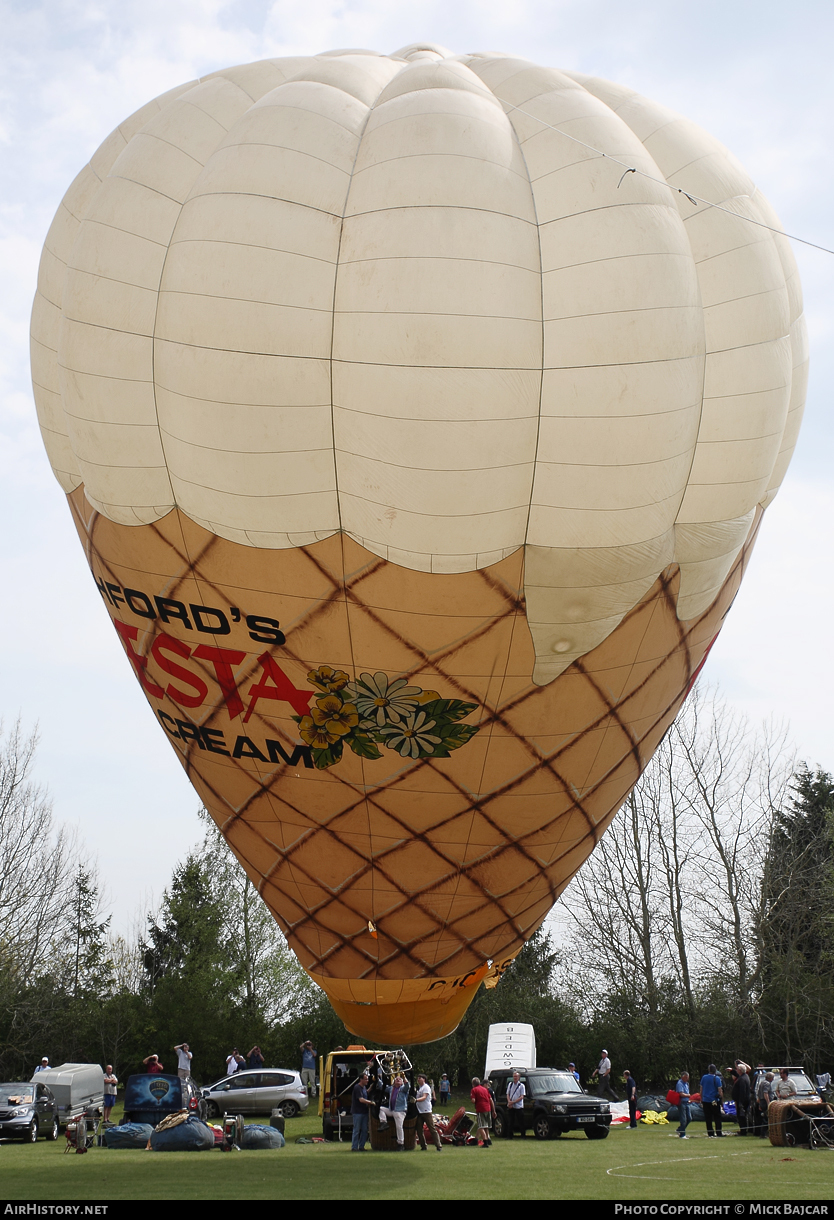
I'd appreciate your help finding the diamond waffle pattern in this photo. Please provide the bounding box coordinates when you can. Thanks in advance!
[69,487,760,983]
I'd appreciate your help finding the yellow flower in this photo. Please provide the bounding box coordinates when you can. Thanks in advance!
[308,665,350,693]
[299,715,339,748]
[312,699,359,738]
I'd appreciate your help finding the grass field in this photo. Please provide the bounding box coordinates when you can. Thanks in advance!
[0,1097,831,1202]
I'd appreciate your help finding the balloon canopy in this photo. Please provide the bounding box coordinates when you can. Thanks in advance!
[31,45,806,1042]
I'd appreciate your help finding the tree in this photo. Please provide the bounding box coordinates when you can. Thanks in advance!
[758,766,834,1067]
[0,720,86,1076]
[67,864,112,999]
[193,810,321,1026]
[555,688,795,1084]
[0,719,77,985]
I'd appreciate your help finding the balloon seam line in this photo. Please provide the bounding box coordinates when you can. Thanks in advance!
[504,102,834,256]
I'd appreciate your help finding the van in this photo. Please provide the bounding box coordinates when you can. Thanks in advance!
[318,1046,412,1141]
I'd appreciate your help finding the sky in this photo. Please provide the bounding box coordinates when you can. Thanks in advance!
[1,0,832,932]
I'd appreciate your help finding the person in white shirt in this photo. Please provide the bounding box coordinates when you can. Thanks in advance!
[594,1050,619,1101]
[226,1049,244,1075]
[415,1074,442,1150]
[174,1042,193,1080]
[103,1066,118,1116]
[774,1069,798,1099]
[505,1071,526,1138]
[34,1057,49,1074]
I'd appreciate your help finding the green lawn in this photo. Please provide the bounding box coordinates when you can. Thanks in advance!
[0,1097,831,1201]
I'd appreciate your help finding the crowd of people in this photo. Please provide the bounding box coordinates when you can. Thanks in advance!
[577,1049,813,1139]
[351,1068,483,1152]
[672,1061,801,1140]
[32,1035,822,1150]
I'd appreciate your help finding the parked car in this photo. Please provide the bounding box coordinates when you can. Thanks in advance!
[757,1067,820,1099]
[0,1080,60,1142]
[123,1073,206,1127]
[202,1070,309,1119]
[489,1067,612,1140]
[29,1062,104,1127]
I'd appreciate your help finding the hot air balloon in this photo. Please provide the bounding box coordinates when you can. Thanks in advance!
[31,44,806,1044]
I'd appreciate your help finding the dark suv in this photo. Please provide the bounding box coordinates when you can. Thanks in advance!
[490,1068,612,1140]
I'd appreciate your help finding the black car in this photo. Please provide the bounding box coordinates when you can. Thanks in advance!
[0,1080,60,1142]
[489,1068,612,1140]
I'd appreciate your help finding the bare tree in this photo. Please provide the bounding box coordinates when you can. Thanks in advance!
[666,694,793,1008]
[0,719,78,984]
[558,688,794,1031]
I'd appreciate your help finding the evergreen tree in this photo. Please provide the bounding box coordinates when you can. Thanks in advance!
[67,864,112,998]
[758,766,834,1067]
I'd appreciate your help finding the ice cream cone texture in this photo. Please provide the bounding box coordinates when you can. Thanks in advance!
[32,45,806,1043]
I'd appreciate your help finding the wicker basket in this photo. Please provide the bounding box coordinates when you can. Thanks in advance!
[768,1098,828,1147]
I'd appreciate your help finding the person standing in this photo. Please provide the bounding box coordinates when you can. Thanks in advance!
[247,1045,264,1070]
[377,1073,408,1149]
[623,1068,638,1128]
[774,1068,798,1099]
[143,1054,164,1074]
[594,1050,620,1102]
[700,1064,725,1137]
[470,1077,494,1148]
[103,1066,118,1118]
[225,1048,244,1075]
[300,1041,317,1097]
[439,1073,451,1107]
[755,1071,775,1137]
[34,1057,49,1074]
[350,1071,373,1151]
[415,1073,443,1151]
[731,1066,751,1135]
[568,1062,580,1084]
[174,1043,192,1081]
[675,1072,691,1138]
[505,1071,526,1138]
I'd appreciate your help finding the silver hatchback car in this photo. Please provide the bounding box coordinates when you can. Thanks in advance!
[202,1069,309,1118]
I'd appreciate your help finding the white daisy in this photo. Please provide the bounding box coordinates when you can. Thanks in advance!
[346,672,422,727]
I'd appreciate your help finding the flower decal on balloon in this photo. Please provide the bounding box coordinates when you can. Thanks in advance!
[347,672,424,727]
[295,667,481,769]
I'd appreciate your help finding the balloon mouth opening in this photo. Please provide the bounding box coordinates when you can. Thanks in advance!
[322,980,483,1045]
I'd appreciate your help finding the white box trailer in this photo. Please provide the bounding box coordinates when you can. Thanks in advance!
[30,1063,104,1124]
[484,1023,536,1078]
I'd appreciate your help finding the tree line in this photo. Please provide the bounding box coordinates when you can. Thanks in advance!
[0,692,831,1091]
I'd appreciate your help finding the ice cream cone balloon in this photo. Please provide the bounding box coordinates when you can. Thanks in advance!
[32,46,806,1043]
